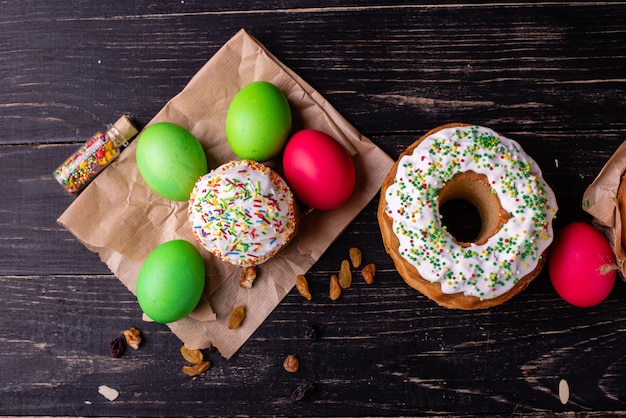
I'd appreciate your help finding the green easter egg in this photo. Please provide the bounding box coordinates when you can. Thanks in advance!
[136,122,208,201]
[226,81,292,162]
[136,240,205,323]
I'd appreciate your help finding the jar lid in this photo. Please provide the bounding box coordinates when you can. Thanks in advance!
[111,115,139,147]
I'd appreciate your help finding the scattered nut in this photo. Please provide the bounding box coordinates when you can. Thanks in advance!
[228,305,246,329]
[361,263,376,284]
[296,275,312,301]
[338,259,352,289]
[98,385,120,401]
[349,247,362,268]
[283,354,300,373]
[181,345,204,365]
[240,266,257,289]
[329,274,341,300]
[559,379,570,405]
[123,327,142,350]
[182,360,211,377]
[109,336,125,358]
[180,344,210,377]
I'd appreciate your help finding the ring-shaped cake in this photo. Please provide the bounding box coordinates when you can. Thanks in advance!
[378,123,558,309]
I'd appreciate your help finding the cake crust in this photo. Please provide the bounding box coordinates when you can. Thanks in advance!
[188,160,298,267]
[618,171,626,252]
[377,123,549,309]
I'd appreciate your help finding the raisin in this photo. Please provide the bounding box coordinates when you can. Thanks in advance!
[109,336,126,358]
[182,360,211,377]
[304,325,317,340]
[349,247,362,268]
[290,381,316,402]
[338,259,352,289]
[181,345,204,365]
[295,275,312,301]
[329,274,341,300]
[228,305,246,329]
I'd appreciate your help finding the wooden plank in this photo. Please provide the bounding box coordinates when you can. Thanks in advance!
[1,273,626,415]
[1,4,625,144]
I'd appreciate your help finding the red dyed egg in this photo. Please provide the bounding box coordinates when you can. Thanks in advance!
[282,129,356,210]
[548,222,615,308]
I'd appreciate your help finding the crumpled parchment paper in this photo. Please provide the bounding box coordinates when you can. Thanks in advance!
[58,29,394,358]
[583,140,626,278]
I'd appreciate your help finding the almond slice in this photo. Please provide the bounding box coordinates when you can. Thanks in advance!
[559,379,569,404]
[98,385,119,401]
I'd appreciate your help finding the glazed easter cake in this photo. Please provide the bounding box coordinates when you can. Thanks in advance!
[188,160,298,267]
[378,123,558,309]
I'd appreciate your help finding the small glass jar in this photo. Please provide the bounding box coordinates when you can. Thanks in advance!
[54,115,138,194]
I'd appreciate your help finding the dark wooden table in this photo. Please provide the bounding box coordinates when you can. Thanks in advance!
[3,2,626,416]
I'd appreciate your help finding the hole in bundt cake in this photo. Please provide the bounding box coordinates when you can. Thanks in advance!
[437,171,510,246]
[439,199,482,243]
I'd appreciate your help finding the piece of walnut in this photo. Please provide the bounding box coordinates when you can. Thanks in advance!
[240,266,257,288]
[283,354,300,373]
[361,263,376,284]
[123,327,142,350]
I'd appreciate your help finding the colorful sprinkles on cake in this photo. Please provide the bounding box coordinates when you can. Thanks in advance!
[188,160,297,267]
[385,125,557,298]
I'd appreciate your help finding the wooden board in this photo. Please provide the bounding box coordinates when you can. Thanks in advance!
[2,2,626,416]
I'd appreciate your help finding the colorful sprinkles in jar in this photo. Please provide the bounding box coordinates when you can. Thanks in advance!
[53,115,138,194]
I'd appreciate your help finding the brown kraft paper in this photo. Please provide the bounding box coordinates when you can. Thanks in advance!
[583,140,626,278]
[57,29,394,359]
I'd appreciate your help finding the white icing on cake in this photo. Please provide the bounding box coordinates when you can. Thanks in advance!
[385,125,557,298]
[188,160,297,267]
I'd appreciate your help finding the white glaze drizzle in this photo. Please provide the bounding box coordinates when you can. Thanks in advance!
[385,125,557,298]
